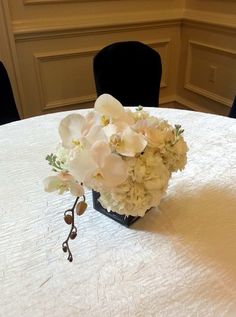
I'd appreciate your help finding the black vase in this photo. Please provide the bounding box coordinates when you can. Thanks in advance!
[92,190,140,227]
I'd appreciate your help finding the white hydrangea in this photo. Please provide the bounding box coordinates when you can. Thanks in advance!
[98,147,171,216]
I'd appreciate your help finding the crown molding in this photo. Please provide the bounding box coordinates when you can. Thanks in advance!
[183,9,236,33]
[13,9,183,41]
[23,0,97,4]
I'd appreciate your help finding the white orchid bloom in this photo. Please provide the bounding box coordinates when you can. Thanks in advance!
[95,94,135,125]
[105,124,147,157]
[43,172,84,197]
[102,119,147,157]
[103,119,133,138]
[59,112,106,149]
[95,94,146,156]
[94,94,124,119]
[117,127,147,157]
[69,140,128,189]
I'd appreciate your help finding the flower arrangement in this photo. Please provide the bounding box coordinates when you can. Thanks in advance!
[44,94,188,261]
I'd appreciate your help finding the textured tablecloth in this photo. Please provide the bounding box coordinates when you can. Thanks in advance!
[1,108,236,317]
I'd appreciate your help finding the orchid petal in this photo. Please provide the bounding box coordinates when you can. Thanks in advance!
[85,111,96,127]
[84,124,107,148]
[43,176,62,192]
[118,127,147,157]
[43,175,68,194]
[69,182,84,197]
[69,150,98,183]
[94,94,125,119]
[90,141,111,167]
[103,121,131,139]
[113,111,135,126]
[58,172,74,182]
[101,154,128,187]
[59,114,85,149]
[103,124,118,138]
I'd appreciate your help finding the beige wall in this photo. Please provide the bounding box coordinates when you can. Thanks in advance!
[179,0,236,115]
[1,0,236,118]
[9,1,185,21]
[0,1,23,117]
[185,0,236,15]
[3,0,184,118]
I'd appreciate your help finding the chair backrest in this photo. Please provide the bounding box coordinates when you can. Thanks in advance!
[228,96,236,118]
[93,41,162,107]
[0,61,20,125]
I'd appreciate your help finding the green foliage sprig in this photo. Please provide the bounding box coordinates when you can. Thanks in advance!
[172,124,184,145]
[46,153,64,172]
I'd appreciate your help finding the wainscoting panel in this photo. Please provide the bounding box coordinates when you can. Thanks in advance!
[31,39,172,113]
[3,0,236,118]
[149,40,170,88]
[14,22,180,117]
[34,48,98,111]
[177,20,236,115]
[185,41,236,106]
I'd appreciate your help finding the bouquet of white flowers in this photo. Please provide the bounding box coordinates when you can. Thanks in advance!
[44,94,188,261]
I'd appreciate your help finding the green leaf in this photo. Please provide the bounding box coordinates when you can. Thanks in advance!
[135,105,143,111]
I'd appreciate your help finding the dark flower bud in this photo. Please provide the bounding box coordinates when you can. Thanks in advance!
[76,201,87,216]
[70,231,77,240]
[62,245,68,253]
[64,214,72,225]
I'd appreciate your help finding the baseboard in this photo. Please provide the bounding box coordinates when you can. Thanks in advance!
[160,94,230,116]
[160,95,193,111]
[174,96,213,113]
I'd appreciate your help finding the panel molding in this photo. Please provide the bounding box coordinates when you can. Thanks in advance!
[34,40,169,111]
[184,40,236,107]
[42,94,96,110]
[34,47,98,111]
[148,39,170,88]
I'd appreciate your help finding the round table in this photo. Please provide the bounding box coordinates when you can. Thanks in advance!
[1,108,236,317]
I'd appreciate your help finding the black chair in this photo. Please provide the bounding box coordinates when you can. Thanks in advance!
[0,61,20,125]
[93,41,162,107]
[228,96,236,118]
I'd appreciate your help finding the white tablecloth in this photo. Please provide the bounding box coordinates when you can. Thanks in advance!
[1,108,236,317]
